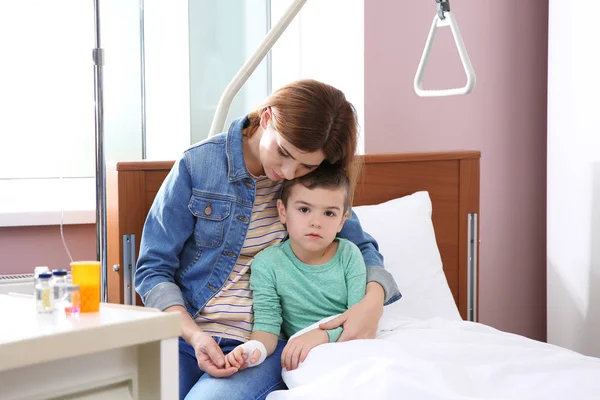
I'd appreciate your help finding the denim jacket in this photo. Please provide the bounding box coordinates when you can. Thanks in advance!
[135,116,401,318]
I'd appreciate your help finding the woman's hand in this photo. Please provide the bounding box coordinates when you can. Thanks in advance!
[319,282,384,341]
[165,305,239,377]
[281,328,329,371]
[188,330,239,377]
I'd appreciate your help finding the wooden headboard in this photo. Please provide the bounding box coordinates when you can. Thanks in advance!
[107,151,480,320]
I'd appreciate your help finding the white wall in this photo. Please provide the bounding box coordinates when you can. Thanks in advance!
[547,0,600,356]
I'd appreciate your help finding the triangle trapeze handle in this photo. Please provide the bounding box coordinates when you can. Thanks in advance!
[414,11,476,97]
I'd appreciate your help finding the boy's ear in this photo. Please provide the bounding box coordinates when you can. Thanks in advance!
[337,209,349,233]
[277,199,287,224]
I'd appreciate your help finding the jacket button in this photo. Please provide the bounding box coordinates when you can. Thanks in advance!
[236,216,249,223]
[207,284,217,291]
[223,251,236,258]
[244,181,253,187]
[204,203,212,216]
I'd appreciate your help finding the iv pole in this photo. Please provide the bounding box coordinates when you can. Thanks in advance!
[92,0,108,302]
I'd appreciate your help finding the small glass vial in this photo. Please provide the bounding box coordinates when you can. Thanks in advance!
[33,266,50,296]
[52,269,68,308]
[63,284,81,317]
[36,273,54,313]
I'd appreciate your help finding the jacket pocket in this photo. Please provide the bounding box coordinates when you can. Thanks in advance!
[188,195,231,248]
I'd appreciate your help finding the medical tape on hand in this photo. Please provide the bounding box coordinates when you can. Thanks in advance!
[239,340,267,368]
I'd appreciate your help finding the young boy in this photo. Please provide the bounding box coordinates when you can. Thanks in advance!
[225,163,367,372]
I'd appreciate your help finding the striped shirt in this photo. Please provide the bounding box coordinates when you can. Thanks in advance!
[195,177,285,342]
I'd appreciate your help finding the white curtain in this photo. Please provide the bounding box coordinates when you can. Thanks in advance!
[547,0,600,357]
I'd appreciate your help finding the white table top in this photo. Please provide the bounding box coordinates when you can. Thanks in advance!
[0,294,181,372]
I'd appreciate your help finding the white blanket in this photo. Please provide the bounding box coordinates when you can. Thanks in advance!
[267,316,600,399]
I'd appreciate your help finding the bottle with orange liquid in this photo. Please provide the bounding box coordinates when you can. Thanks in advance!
[70,261,101,313]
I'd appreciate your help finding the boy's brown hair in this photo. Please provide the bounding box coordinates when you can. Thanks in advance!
[280,162,351,211]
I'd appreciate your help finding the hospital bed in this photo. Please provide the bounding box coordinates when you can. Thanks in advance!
[106,151,600,399]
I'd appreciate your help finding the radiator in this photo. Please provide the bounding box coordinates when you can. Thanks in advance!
[0,273,34,296]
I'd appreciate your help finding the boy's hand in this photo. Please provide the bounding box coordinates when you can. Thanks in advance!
[281,328,329,371]
[226,342,266,371]
[225,346,247,371]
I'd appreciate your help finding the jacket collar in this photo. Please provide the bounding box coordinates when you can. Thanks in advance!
[225,115,253,182]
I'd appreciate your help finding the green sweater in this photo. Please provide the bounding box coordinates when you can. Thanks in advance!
[250,238,367,342]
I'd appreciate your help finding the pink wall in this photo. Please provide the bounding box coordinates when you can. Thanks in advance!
[366,0,548,340]
[0,225,96,275]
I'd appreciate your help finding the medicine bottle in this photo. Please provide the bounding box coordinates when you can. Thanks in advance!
[36,273,54,313]
[33,266,50,296]
[52,269,68,306]
[63,284,81,317]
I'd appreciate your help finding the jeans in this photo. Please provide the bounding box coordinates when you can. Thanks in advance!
[180,337,288,400]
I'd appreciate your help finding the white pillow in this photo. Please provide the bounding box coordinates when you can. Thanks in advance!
[352,191,461,321]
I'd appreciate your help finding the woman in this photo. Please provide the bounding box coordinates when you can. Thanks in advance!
[134,79,401,400]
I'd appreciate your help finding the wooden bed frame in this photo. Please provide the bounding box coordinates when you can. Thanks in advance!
[106,151,480,320]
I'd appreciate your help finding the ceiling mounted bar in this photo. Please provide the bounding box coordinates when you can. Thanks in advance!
[414,0,476,97]
[208,0,308,137]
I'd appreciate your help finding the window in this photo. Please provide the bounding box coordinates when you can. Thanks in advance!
[271,0,365,154]
[0,1,96,180]
[0,0,363,227]
[0,1,142,226]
